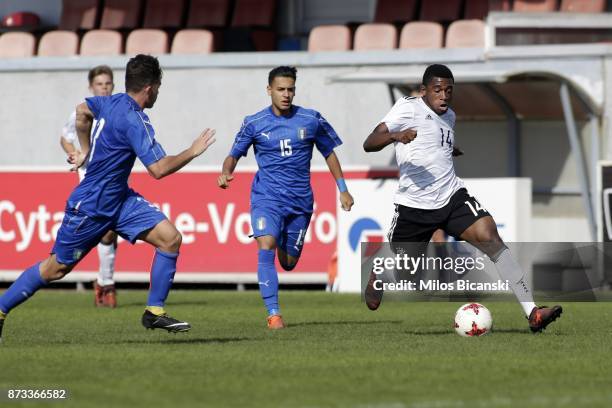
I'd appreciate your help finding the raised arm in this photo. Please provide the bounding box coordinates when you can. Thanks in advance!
[363,123,417,152]
[325,151,354,211]
[146,128,216,180]
[218,155,239,189]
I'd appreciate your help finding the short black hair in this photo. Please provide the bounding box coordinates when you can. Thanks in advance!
[268,66,297,85]
[88,65,113,84]
[422,64,454,85]
[125,54,162,93]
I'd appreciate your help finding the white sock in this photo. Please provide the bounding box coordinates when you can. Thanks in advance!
[97,242,116,286]
[492,248,536,316]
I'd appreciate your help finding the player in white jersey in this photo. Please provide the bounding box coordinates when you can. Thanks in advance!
[60,65,119,308]
[363,64,562,333]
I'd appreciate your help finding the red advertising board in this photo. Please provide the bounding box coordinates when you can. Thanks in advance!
[0,168,338,278]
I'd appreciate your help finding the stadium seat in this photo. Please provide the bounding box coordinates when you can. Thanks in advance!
[353,24,397,51]
[1,12,41,28]
[171,29,214,54]
[80,29,122,56]
[100,0,143,30]
[38,31,79,56]
[186,0,231,28]
[419,0,462,23]
[0,32,36,58]
[231,0,277,28]
[143,0,186,29]
[126,29,169,55]
[308,25,351,52]
[399,22,443,49]
[464,0,513,20]
[560,0,605,12]
[59,0,99,30]
[445,20,486,48]
[373,0,418,24]
[513,0,558,12]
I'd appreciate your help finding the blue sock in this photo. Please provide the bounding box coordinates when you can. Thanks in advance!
[147,249,178,308]
[258,249,279,316]
[0,262,48,315]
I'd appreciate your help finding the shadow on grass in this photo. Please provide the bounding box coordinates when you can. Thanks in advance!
[116,300,209,308]
[408,328,543,335]
[291,320,402,327]
[116,336,251,345]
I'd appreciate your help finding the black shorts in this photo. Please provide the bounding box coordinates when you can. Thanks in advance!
[387,188,490,243]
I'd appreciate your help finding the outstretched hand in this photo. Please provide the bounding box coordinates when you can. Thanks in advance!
[191,128,216,157]
[340,191,354,211]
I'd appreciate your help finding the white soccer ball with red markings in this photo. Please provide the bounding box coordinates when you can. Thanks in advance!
[454,303,492,337]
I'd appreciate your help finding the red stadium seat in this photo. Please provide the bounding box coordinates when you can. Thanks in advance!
[38,31,79,56]
[186,0,231,28]
[126,29,169,55]
[171,29,214,54]
[59,0,99,30]
[445,20,486,48]
[399,22,443,49]
[560,0,605,12]
[231,0,277,27]
[1,12,40,28]
[419,0,462,23]
[354,24,397,51]
[374,0,418,24]
[308,25,351,52]
[0,32,36,58]
[100,0,143,30]
[143,0,186,29]
[80,29,123,56]
[465,0,513,19]
[513,0,558,12]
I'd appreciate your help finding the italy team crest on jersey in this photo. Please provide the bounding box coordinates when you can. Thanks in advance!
[298,128,307,140]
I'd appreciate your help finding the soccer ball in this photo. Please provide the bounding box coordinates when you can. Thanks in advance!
[454,303,492,337]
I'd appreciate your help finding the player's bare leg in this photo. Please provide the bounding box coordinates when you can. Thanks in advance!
[138,220,190,333]
[94,230,118,308]
[460,216,562,333]
[256,235,285,329]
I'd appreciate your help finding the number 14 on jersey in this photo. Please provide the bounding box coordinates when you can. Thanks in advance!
[440,128,452,148]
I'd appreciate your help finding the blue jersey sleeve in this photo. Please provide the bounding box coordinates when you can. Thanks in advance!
[85,96,105,119]
[126,118,166,167]
[314,112,342,158]
[229,118,255,158]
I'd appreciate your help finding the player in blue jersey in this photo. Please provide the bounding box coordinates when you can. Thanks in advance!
[0,55,216,342]
[218,66,354,329]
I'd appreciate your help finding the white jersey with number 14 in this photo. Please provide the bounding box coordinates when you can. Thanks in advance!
[381,96,464,210]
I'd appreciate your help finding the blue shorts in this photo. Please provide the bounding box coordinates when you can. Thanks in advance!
[251,204,312,258]
[52,189,166,265]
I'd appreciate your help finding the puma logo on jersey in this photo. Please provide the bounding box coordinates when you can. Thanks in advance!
[261,132,271,140]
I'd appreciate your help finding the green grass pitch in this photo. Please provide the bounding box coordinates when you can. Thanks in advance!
[0,290,611,408]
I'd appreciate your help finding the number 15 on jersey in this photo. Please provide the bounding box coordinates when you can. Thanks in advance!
[280,139,292,157]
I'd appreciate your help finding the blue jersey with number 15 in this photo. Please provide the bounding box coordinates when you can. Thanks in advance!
[67,93,166,219]
[229,105,342,212]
